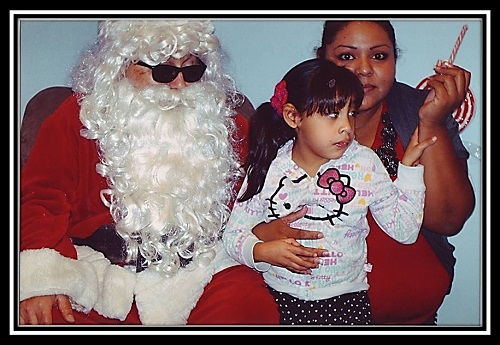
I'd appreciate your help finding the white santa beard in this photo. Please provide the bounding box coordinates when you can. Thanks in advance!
[84,79,239,275]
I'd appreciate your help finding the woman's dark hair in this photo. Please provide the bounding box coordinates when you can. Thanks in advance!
[316,20,399,61]
[239,58,363,202]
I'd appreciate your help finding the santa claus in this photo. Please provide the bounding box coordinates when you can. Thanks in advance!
[19,20,279,326]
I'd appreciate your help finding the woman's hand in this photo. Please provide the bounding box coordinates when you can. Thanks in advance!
[19,294,75,325]
[416,62,475,235]
[419,62,471,126]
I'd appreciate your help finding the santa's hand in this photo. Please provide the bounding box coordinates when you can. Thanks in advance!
[253,206,324,242]
[19,294,75,325]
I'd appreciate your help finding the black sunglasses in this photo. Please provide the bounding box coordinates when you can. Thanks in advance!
[136,60,207,83]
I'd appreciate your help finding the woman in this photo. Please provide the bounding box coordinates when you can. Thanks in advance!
[253,20,475,325]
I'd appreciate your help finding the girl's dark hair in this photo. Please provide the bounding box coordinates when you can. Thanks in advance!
[316,20,399,61]
[239,58,363,202]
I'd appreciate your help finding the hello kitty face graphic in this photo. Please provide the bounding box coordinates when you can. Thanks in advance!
[266,168,356,226]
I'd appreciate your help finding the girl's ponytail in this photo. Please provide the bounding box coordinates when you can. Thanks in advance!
[239,97,294,202]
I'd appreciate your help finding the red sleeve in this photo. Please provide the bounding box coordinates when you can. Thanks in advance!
[20,94,110,258]
[230,113,249,201]
[232,112,249,164]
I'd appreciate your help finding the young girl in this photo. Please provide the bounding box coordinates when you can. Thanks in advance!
[222,59,437,325]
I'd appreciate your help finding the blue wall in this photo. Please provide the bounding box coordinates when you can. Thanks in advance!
[16,13,486,327]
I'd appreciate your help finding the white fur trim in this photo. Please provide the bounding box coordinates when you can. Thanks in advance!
[76,246,136,321]
[20,244,238,324]
[20,248,99,313]
[134,243,238,325]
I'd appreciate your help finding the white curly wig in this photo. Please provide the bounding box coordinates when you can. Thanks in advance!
[72,20,241,105]
[72,20,243,276]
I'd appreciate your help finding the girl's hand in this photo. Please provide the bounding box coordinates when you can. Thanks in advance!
[401,127,437,167]
[254,238,325,274]
[252,207,328,261]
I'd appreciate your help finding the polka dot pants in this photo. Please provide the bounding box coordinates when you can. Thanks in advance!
[269,288,372,325]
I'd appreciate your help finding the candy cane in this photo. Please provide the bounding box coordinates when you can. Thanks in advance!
[448,25,468,64]
[417,23,475,132]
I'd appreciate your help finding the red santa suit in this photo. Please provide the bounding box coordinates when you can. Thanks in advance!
[20,93,280,325]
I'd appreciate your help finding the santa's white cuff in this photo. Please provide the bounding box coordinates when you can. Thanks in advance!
[76,246,136,321]
[20,248,99,313]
